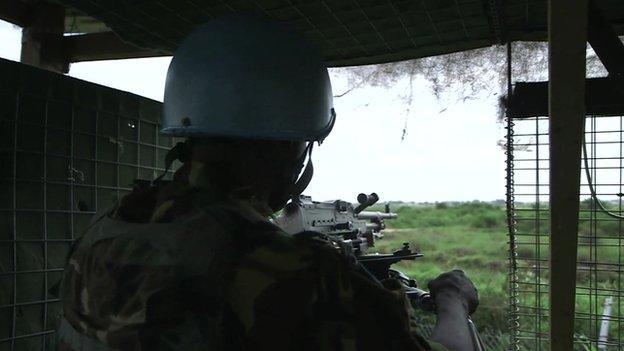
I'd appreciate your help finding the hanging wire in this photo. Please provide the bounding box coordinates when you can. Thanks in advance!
[582,117,624,220]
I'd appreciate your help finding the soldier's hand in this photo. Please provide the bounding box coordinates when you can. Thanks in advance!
[427,270,479,315]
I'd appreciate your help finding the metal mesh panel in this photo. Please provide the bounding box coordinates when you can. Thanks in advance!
[507,115,624,350]
[0,58,172,351]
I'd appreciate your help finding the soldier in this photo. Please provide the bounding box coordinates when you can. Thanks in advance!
[56,14,479,351]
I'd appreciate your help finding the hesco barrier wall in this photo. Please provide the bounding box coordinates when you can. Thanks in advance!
[0,58,173,350]
[507,115,624,350]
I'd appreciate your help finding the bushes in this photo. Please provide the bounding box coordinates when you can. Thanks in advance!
[470,212,503,228]
[390,202,505,230]
[434,202,448,209]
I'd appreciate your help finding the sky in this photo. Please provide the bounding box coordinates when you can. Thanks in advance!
[0,20,507,203]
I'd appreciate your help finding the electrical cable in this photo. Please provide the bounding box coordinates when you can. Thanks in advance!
[582,119,624,219]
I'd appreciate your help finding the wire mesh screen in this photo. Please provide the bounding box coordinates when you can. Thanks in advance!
[0,58,173,351]
[507,114,624,350]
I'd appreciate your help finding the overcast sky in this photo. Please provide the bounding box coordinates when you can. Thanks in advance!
[0,20,507,203]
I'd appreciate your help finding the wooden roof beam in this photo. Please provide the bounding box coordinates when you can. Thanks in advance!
[1,1,167,65]
[0,0,31,28]
[588,0,624,79]
[20,1,68,73]
[63,32,169,62]
[507,78,624,118]
[548,1,587,350]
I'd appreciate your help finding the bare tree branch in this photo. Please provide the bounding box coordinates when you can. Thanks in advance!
[330,42,608,140]
[332,42,606,104]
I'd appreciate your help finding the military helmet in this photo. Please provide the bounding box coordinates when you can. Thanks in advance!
[161,14,335,142]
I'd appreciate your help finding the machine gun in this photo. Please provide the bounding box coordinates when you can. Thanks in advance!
[275,193,399,253]
[275,193,428,301]
[275,193,486,350]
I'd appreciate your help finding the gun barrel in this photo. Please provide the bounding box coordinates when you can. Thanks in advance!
[356,211,398,220]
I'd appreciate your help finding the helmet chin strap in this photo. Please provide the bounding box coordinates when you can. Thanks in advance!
[153,141,191,184]
[267,141,315,211]
[283,109,335,206]
[290,142,315,201]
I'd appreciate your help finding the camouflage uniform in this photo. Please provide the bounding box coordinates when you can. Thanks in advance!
[56,161,441,350]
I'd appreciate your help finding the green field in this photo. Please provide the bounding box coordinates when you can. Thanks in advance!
[376,201,624,350]
[375,202,509,333]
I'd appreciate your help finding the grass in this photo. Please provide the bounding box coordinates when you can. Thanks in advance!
[373,201,624,349]
[373,202,509,332]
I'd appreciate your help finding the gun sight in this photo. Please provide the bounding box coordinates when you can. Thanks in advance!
[354,193,379,213]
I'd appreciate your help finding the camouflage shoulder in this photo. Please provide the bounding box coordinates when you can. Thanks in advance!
[237,228,346,275]
[226,233,358,350]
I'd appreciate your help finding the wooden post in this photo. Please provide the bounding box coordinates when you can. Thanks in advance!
[20,2,67,73]
[548,0,587,350]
